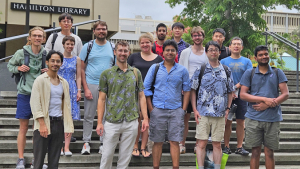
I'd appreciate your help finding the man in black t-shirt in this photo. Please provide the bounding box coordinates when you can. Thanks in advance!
[212,28,231,61]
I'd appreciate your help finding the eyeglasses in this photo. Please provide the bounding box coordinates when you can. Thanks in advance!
[32,35,43,38]
[117,49,129,53]
[61,20,72,24]
[207,49,219,53]
[192,35,203,38]
[231,43,242,46]
[95,28,107,31]
[165,49,176,53]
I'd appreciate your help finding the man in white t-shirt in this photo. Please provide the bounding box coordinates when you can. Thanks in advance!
[179,26,208,154]
[45,13,83,56]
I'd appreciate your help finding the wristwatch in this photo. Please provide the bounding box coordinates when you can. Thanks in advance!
[226,107,231,110]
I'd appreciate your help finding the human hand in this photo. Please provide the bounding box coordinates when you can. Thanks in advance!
[194,110,201,124]
[84,88,93,100]
[252,102,269,111]
[39,124,48,138]
[65,133,71,138]
[225,109,230,124]
[141,119,149,132]
[77,91,82,101]
[96,123,104,136]
[264,98,277,107]
[18,65,30,72]
[41,68,48,73]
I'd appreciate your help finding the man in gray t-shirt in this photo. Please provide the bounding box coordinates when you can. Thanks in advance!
[45,13,82,56]
[178,26,208,154]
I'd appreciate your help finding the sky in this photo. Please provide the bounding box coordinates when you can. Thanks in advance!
[119,0,299,21]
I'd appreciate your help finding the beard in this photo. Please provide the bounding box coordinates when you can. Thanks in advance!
[193,40,203,46]
[96,36,106,41]
[258,62,269,66]
[157,34,166,41]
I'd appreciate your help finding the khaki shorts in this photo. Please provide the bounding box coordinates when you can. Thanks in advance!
[195,116,225,142]
[245,118,280,150]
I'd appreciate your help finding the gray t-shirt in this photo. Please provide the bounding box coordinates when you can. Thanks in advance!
[188,51,208,78]
[45,32,83,56]
[48,82,63,117]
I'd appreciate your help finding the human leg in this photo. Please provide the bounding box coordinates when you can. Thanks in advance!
[196,139,208,167]
[180,113,191,154]
[33,129,48,169]
[64,133,72,154]
[132,116,141,156]
[140,123,151,157]
[17,119,29,159]
[250,146,262,169]
[169,141,180,167]
[152,142,163,167]
[264,146,275,169]
[223,119,232,154]
[212,141,222,165]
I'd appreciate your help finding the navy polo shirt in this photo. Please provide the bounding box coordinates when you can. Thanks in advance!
[240,65,288,122]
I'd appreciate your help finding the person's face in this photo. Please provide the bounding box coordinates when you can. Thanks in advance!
[93,24,108,41]
[191,32,204,45]
[63,40,75,53]
[114,45,130,63]
[229,40,243,55]
[59,17,72,31]
[156,27,167,40]
[163,45,177,62]
[28,30,44,46]
[172,26,184,38]
[139,38,152,53]
[255,50,269,66]
[212,32,225,47]
[206,45,221,61]
[46,54,62,72]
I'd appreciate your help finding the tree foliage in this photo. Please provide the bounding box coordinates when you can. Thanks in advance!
[165,0,300,57]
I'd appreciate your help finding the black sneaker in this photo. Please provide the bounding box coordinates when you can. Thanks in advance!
[71,136,76,142]
[222,146,232,154]
[235,147,249,156]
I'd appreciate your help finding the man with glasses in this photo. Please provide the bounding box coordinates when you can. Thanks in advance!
[190,41,234,169]
[212,28,230,61]
[144,40,190,169]
[179,26,208,154]
[80,21,115,155]
[220,37,252,156]
[45,13,83,56]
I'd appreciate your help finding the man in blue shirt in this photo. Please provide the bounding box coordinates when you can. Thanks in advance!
[144,40,190,169]
[220,37,252,156]
[80,21,114,155]
[171,22,190,61]
[240,45,289,169]
[190,41,234,169]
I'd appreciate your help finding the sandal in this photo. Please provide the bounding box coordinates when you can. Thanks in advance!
[132,148,140,157]
[140,149,151,158]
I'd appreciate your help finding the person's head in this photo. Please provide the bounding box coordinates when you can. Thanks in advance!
[46,50,64,72]
[254,45,269,66]
[156,23,167,41]
[171,22,185,38]
[26,27,46,46]
[229,37,244,55]
[58,13,73,31]
[62,36,75,53]
[139,32,154,53]
[190,26,205,46]
[114,41,131,64]
[205,41,221,61]
[163,40,178,62]
[93,21,108,41]
[212,28,226,47]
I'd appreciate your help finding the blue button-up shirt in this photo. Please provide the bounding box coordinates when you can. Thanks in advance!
[190,63,235,117]
[144,61,191,109]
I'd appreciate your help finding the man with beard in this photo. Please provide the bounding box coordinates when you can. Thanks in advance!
[178,26,208,154]
[80,21,115,155]
[240,45,289,169]
[152,23,172,59]
[212,28,231,61]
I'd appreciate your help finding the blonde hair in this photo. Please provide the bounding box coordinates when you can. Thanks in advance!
[190,26,205,38]
[26,27,46,45]
[138,32,154,44]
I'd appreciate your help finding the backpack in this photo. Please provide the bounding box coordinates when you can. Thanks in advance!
[225,47,231,57]
[195,63,231,103]
[12,49,47,85]
[248,67,279,93]
[83,40,116,66]
[51,33,58,50]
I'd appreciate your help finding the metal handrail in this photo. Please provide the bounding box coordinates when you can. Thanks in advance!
[0,16,101,62]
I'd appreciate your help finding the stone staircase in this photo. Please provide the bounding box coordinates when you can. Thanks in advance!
[0,71,300,168]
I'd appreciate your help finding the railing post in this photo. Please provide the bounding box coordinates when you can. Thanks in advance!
[296,42,299,93]
[98,15,101,20]
[265,27,268,46]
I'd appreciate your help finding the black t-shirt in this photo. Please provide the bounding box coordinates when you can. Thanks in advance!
[218,45,231,61]
[128,52,163,81]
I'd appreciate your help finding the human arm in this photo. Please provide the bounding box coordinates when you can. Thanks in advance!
[143,64,157,108]
[190,67,201,124]
[44,34,53,52]
[139,91,149,132]
[79,44,92,100]
[96,91,106,136]
[77,38,83,57]
[182,67,191,110]
[191,89,200,124]
[37,117,48,138]
[76,57,82,101]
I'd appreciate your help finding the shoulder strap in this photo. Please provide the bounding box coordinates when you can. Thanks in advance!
[271,67,279,91]
[51,33,58,50]
[222,65,231,78]
[249,67,256,92]
[151,63,160,91]
[185,42,190,48]
[196,63,206,101]
[109,41,116,66]
[133,68,138,86]
[22,49,30,85]
[41,50,47,69]
[225,47,231,56]
[152,43,156,54]
[84,40,94,64]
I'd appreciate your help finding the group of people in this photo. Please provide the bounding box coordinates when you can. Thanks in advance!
[7,12,289,169]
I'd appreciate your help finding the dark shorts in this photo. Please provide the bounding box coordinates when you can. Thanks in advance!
[187,101,193,114]
[228,97,247,120]
[16,94,32,119]
[149,107,185,142]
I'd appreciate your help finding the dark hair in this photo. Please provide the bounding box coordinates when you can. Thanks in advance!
[230,37,243,46]
[163,40,178,52]
[93,21,108,30]
[62,36,75,45]
[156,23,167,32]
[46,50,64,63]
[213,28,226,36]
[205,41,220,52]
[115,40,131,51]
[171,22,185,30]
[58,13,73,23]
[254,45,269,57]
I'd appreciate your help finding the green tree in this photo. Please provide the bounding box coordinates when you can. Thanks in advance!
[165,0,300,57]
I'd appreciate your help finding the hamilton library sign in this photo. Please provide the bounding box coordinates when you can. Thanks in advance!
[11,2,90,16]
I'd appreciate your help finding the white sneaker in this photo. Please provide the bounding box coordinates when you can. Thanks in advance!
[98,145,103,154]
[30,159,48,169]
[16,158,25,169]
[81,142,91,155]
[60,151,64,156]
[179,143,186,154]
[64,151,72,156]
[208,137,212,142]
